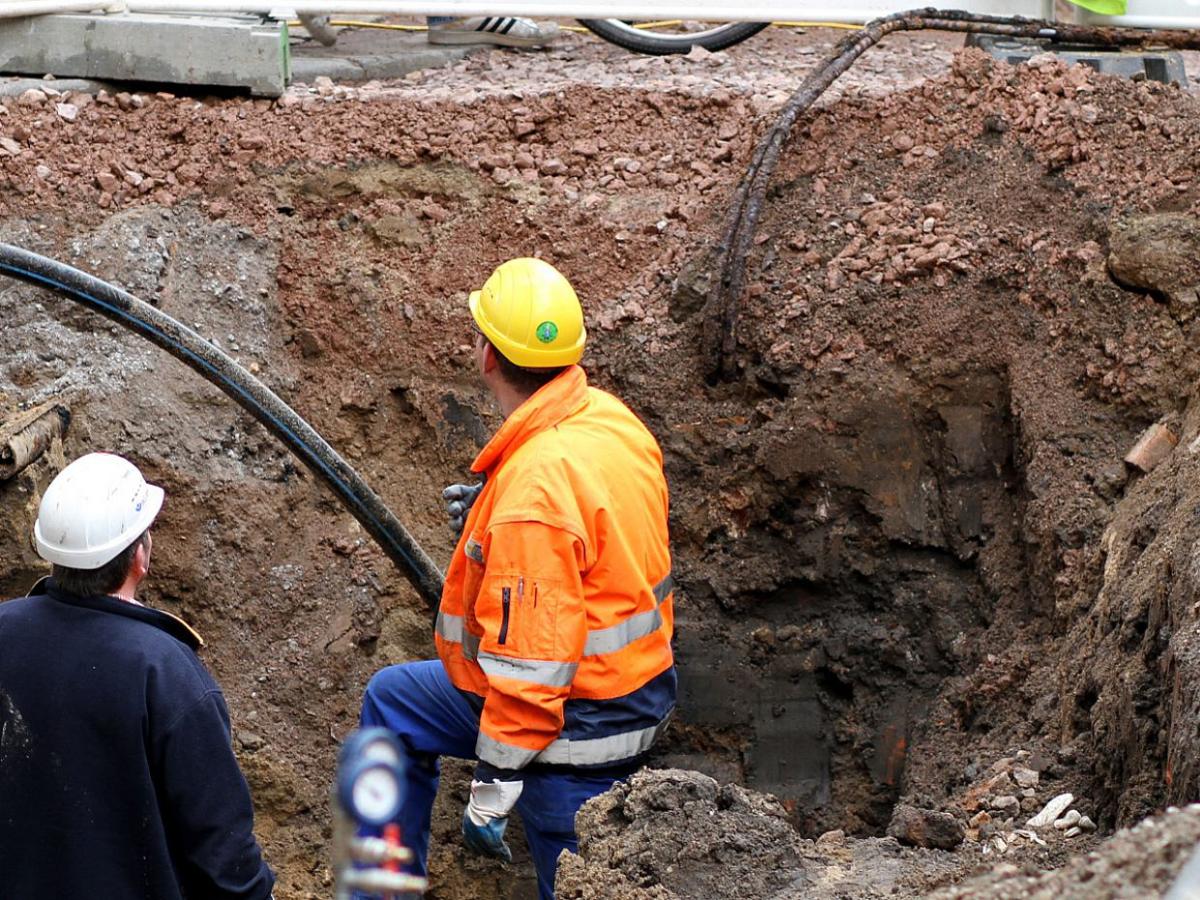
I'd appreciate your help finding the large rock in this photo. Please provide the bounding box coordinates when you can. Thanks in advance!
[1108,214,1200,322]
[887,804,965,850]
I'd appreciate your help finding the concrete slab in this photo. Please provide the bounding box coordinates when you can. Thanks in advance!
[0,12,289,97]
[969,33,1190,87]
[289,29,479,84]
[0,76,112,97]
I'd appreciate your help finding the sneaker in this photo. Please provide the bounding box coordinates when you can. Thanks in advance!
[427,16,560,48]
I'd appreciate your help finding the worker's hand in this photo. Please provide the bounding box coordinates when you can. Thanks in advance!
[443,481,484,534]
[461,778,523,862]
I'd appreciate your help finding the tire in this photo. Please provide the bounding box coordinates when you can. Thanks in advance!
[577,19,768,55]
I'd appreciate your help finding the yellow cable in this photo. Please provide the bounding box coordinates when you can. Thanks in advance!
[289,19,423,30]
[331,20,425,30]
[773,21,863,30]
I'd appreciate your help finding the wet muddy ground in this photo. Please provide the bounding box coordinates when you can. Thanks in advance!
[3,21,1200,899]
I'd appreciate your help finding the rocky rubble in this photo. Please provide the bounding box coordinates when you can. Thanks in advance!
[928,804,1200,899]
[757,51,1200,351]
[560,771,1200,900]
[656,34,1200,899]
[878,748,1104,864]
[0,28,966,226]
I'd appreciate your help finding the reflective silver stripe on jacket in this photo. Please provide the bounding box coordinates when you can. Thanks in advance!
[583,573,675,658]
[536,715,672,766]
[437,611,479,659]
[436,610,464,643]
[653,574,675,604]
[477,652,578,688]
[476,731,540,769]
[478,715,672,769]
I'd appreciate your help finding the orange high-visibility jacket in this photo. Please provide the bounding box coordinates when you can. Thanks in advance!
[436,365,676,772]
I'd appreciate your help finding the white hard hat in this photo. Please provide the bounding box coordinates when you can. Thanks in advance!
[34,452,164,570]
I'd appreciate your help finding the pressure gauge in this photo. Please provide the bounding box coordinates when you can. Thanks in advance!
[339,727,404,768]
[339,758,404,827]
[336,728,407,826]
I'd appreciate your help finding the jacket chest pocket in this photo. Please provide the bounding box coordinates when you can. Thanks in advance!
[480,573,562,660]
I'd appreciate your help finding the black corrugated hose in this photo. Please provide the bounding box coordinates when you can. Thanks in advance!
[0,243,445,610]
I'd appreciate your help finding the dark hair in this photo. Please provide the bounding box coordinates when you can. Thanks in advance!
[52,530,149,598]
[487,339,568,395]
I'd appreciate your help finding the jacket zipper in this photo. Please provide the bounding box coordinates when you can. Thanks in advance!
[499,587,511,645]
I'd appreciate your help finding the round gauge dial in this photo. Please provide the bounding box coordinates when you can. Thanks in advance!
[340,759,403,826]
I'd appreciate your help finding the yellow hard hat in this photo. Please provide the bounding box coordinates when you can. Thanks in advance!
[469,258,586,368]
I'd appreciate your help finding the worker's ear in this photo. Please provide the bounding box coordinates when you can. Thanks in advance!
[134,533,152,579]
[480,340,501,376]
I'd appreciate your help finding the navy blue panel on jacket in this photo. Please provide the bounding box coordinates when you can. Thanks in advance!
[560,667,677,741]
[0,581,274,900]
[474,666,677,783]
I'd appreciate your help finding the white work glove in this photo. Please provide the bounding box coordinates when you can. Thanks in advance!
[462,778,524,862]
[443,481,484,534]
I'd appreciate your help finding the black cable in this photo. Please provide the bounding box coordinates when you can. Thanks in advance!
[0,243,445,611]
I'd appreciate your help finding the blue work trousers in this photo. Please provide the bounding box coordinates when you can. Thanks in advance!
[360,660,618,900]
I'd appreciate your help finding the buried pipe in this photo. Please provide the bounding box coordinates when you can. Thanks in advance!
[0,244,445,610]
[0,1,118,18]
[0,400,70,481]
[701,8,1200,382]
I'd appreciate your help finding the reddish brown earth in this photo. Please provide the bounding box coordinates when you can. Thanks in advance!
[3,23,1200,899]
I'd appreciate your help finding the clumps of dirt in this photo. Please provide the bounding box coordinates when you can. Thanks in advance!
[556,769,971,900]
[888,805,964,851]
[0,78,757,227]
[939,749,1101,863]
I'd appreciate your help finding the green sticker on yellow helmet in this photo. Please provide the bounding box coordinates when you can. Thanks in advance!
[536,321,558,344]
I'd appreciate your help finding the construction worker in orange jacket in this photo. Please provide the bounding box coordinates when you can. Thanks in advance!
[359,257,675,899]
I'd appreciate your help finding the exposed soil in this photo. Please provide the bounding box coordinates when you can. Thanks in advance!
[3,21,1200,900]
[557,769,1200,899]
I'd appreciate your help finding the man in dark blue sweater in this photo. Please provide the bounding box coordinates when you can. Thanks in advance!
[0,452,275,900]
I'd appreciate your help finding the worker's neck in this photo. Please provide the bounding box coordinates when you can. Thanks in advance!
[113,572,144,606]
[496,383,534,419]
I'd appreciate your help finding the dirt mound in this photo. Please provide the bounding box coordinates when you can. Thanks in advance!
[556,769,969,899]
